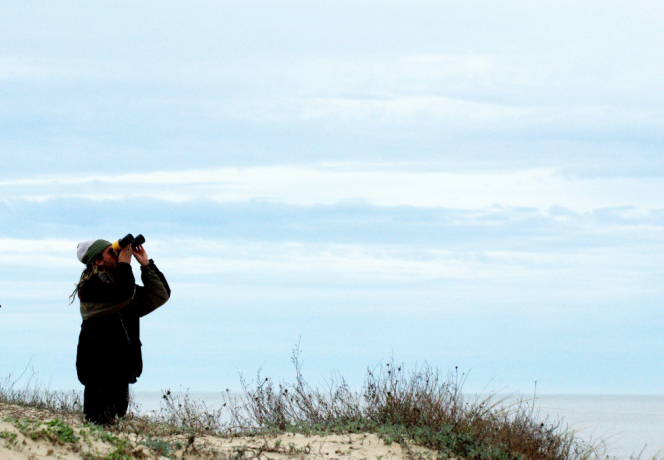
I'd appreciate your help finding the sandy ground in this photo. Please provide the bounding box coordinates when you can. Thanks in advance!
[0,403,438,459]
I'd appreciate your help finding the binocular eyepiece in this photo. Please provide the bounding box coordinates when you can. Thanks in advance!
[112,234,146,251]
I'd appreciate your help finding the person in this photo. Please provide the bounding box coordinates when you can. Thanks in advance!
[71,238,170,425]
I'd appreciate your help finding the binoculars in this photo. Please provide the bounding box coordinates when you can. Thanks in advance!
[112,234,146,251]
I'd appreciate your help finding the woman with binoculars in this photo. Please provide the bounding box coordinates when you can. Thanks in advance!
[71,235,170,425]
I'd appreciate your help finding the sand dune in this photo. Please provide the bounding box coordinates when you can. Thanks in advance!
[0,402,435,459]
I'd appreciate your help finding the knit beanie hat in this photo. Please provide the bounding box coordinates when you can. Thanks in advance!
[77,239,112,265]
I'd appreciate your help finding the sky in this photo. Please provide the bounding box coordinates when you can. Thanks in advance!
[0,0,663,395]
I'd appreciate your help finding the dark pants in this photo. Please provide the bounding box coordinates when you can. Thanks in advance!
[83,383,129,425]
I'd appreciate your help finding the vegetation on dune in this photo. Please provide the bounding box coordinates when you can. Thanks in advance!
[0,351,641,460]
[0,372,82,416]
[223,347,603,460]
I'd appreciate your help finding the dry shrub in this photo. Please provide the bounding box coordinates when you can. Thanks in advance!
[362,363,603,460]
[229,348,606,460]
[115,389,227,439]
[228,350,363,431]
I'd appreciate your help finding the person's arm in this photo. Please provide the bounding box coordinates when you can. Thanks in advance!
[79,263,136,319]
[134,261,171,317]
[131,245,171,317]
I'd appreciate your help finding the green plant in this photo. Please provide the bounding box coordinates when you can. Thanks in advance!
[87,429,138,460]
[141,436,176,458]
[6,416,79,445]
[0,430,18,448]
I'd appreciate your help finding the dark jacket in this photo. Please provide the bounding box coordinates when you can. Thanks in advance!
[76,260,170,386]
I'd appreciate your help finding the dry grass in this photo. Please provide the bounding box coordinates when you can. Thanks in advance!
[223,347,606,460]
[1,352,650,460]
[0,371,82,416]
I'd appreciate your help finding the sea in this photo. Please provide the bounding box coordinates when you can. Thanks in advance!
[132,392,664,458]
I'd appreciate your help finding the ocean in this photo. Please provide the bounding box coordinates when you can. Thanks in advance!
[533,395,664,458]
[132,392,664,458]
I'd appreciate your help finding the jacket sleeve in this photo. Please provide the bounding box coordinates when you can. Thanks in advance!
[133,260,171,317]
[79,263,136,320]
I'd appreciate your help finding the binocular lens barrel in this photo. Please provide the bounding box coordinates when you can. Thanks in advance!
[112,234,146,251]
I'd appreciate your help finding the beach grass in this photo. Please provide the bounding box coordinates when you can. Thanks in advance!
[0,354,635,460]
[0,371,82,416]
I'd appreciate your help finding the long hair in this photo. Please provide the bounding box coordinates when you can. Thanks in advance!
[69,263,102,305]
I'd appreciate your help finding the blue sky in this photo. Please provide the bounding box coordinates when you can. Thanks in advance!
[0,1,663,394]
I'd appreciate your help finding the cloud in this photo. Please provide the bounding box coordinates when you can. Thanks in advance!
[1,165,662,212]
[3,51,664,146]
[0,233,661,297]
[2,20,664,179]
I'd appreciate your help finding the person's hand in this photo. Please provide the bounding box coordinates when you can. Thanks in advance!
[118,245,133,265]
[132,245,150,267]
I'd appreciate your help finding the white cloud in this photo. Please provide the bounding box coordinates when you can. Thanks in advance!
[4,51,662,131]
[0,237,658,294]
[1,165,662,212]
